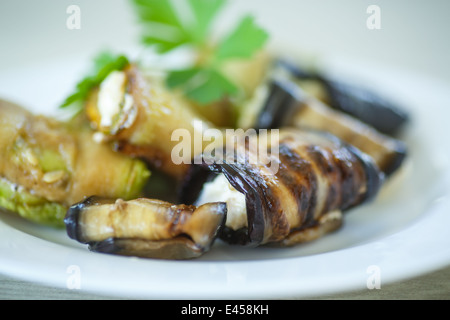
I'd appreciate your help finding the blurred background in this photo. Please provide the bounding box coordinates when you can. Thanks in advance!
[0,0,449,82]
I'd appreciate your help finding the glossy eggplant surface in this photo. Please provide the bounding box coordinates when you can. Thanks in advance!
[65,196,226,260]
[180,128,384,247]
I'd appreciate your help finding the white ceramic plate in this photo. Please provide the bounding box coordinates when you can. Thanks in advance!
[0,54,449,299]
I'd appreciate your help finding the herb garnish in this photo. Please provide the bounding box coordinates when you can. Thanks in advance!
[60,52,129,111]
[132,0,269,105]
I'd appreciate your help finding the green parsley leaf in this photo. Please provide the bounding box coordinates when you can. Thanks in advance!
[133,0,226,52]
[132,0,189,53]
[134,0,182,27]
[215,15,269,61]
[184,68,238,104]
[167,67,238,105]
[166,67,201,88]
[187,0,227,44]
[132,0,269,105]
[60,52,129,111]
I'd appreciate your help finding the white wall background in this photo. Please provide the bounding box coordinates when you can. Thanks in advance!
[0,1,449,89]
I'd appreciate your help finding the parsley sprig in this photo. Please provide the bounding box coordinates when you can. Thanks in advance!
[60,52,129,111]
[132,0,269,105]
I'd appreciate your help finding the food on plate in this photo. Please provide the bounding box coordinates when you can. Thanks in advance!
[83,62,216,179]
[64,0,273,178]
[65,196,226,260]
[78,56,270,180]
[0,0,411,261]
[0,99,150,227]
[63,0,408,258]
[275,59,410,136]
[242,76,407,176]
[180,128,384,247]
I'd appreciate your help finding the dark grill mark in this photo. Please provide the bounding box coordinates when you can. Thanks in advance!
[277,143,317,226]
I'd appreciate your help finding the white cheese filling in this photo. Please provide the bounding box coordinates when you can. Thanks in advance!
[196,174,248,231]
[97,71,127,128]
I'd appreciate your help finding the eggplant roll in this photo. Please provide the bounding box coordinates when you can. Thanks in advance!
[275,59,410,136]
[179,128,384,247]
[84,64,215,179]
[250,79,407,177]
[0,100,150,227]
[65,196,227,260]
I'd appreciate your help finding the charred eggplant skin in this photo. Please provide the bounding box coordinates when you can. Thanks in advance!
[320,78,409,136]
[64,196,227,260]
[255,79,407,177]
[65,196,100,242]
[254,80,304,130]
[180,128,384,247]
[180,163,266,246]
[276,59,410,136]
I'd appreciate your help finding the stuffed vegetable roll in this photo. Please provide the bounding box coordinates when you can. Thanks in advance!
[65,196,226,260]
[180,128,384,247]
[275,59,410,136]
[84,63,215,179]
[246,78,407,177]
[0,100,150,227]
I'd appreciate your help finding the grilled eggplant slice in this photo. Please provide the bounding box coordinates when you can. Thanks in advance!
[65,196,227,260]
[0,100,150,227]
[250,79,407,176]
[85,64,215,179]
[180,128,384,247]
[276,59,410,136]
